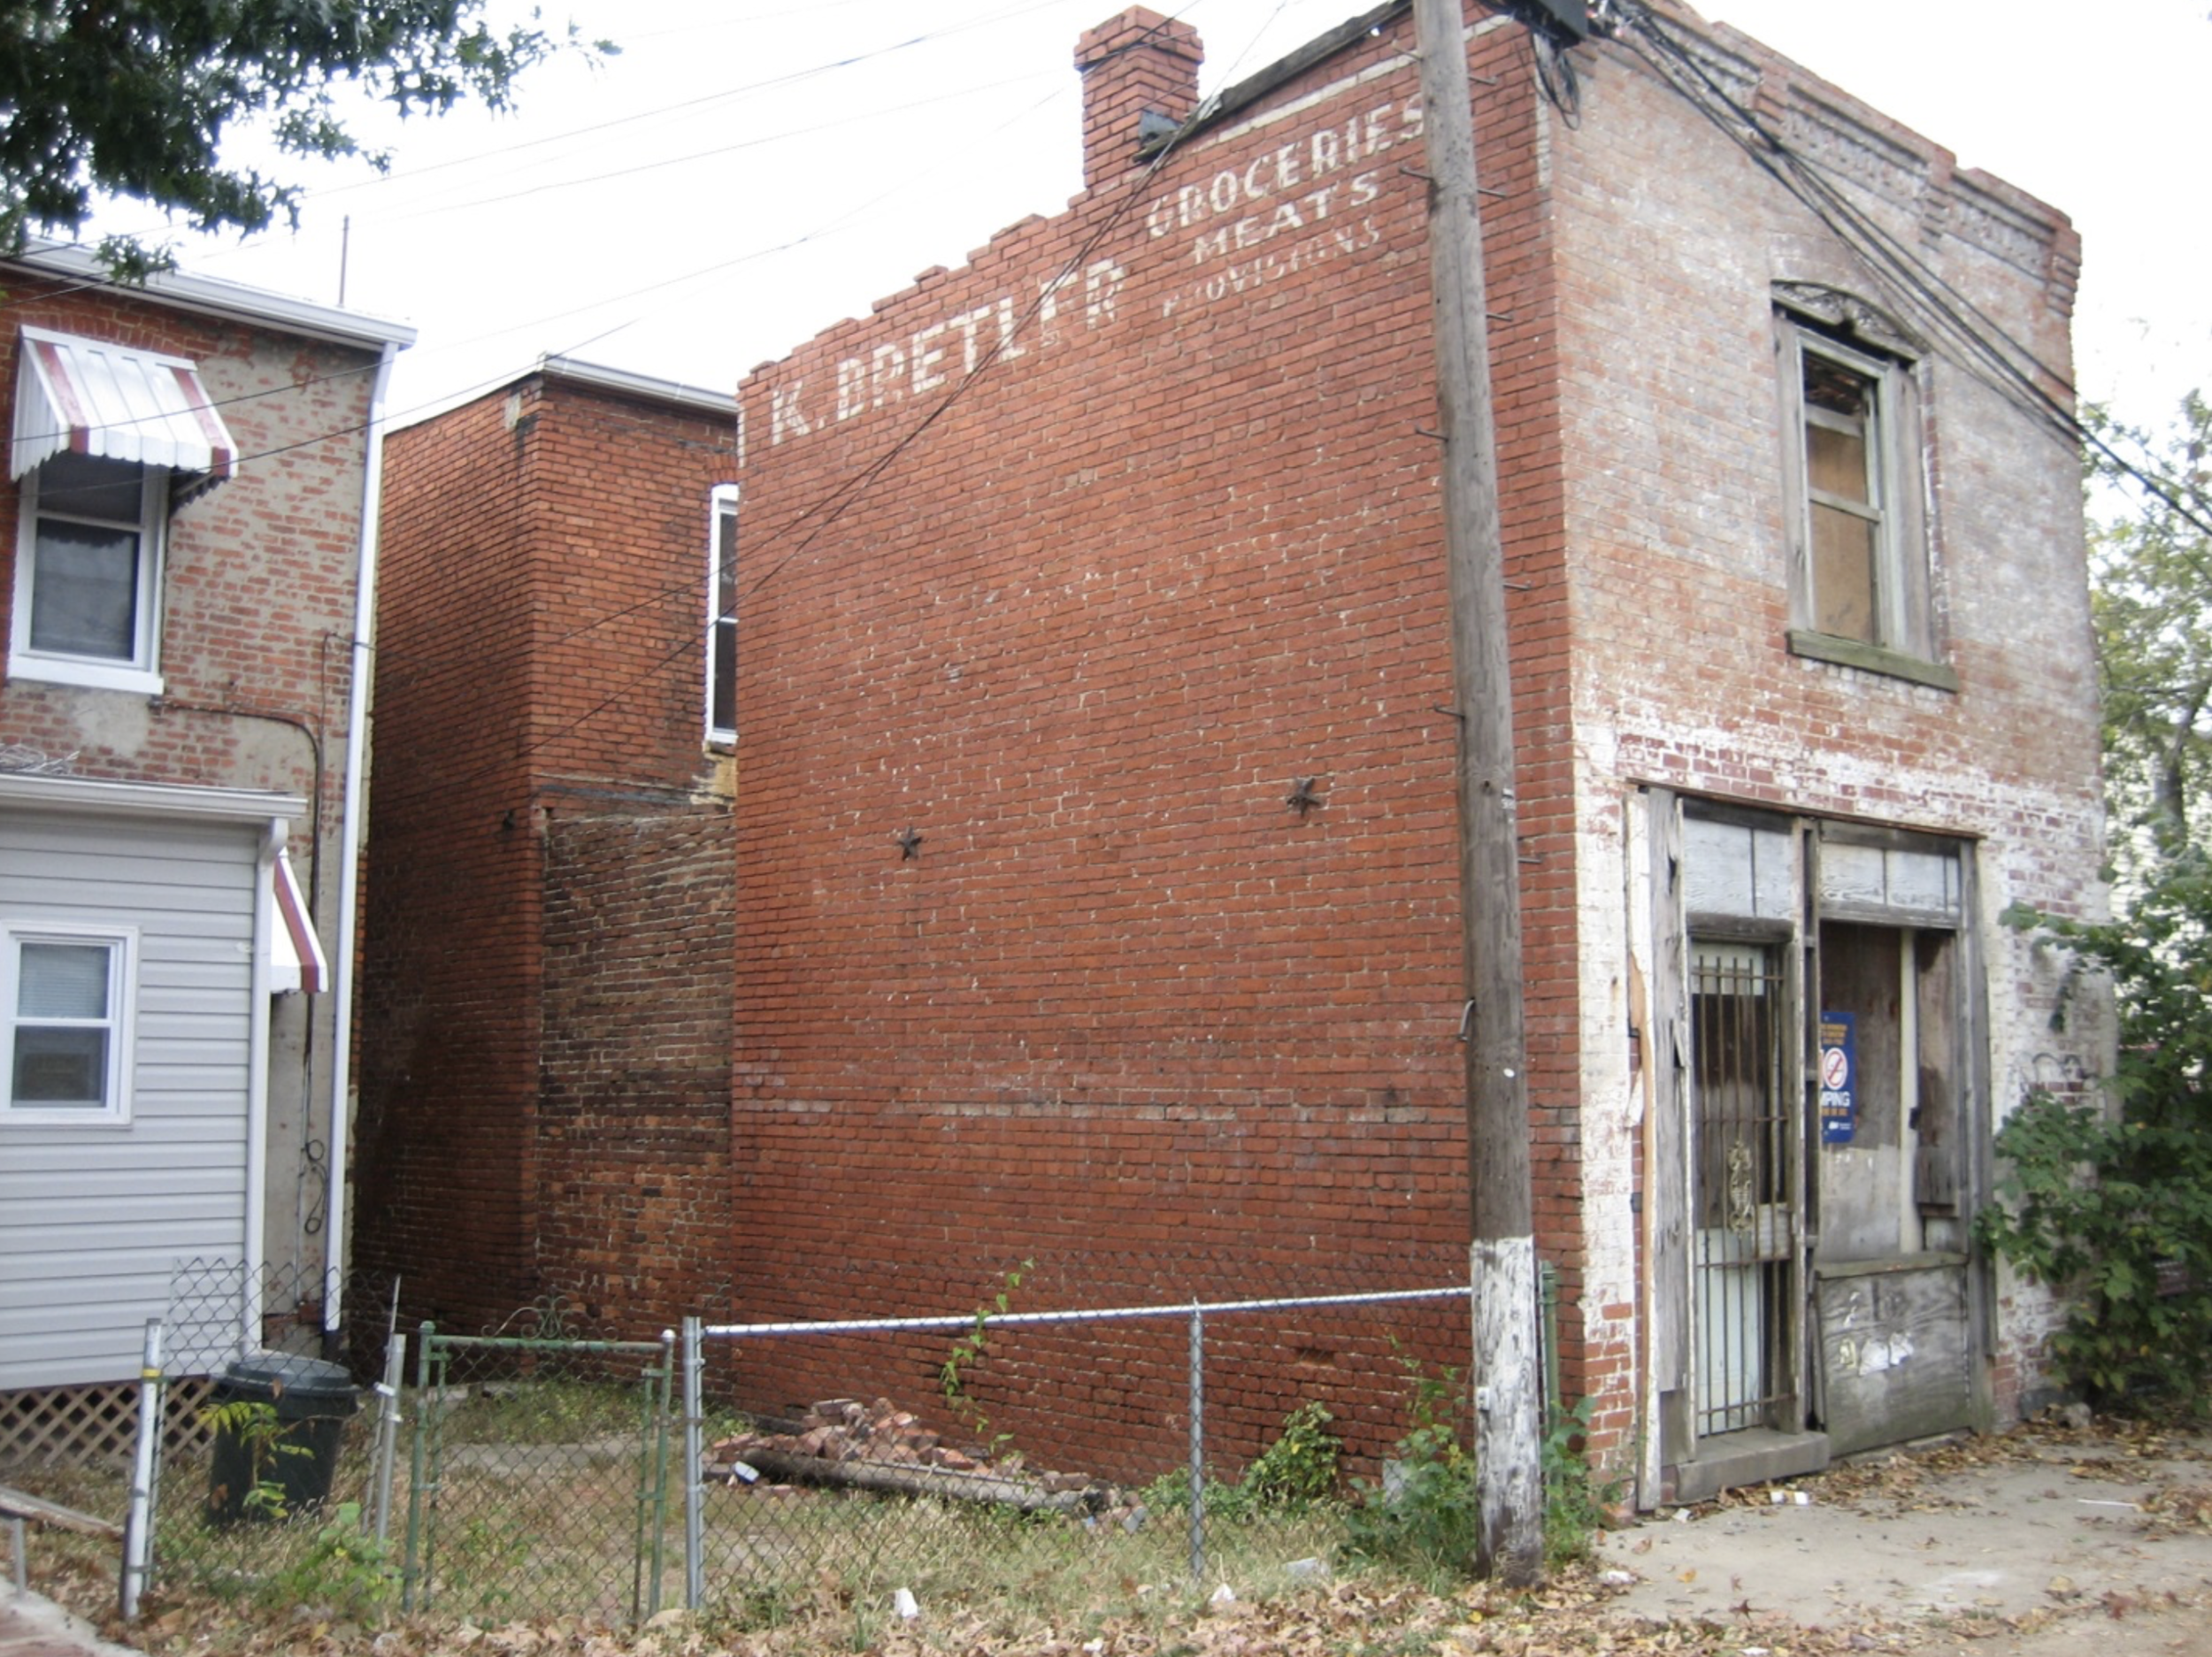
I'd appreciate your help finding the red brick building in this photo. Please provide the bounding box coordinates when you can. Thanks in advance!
[362,0,2104,1507]
[354,358,740,1324]
[724,0,2101,1504]
[0,244,411,1430]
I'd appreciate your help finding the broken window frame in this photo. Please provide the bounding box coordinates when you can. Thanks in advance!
[1777,310,1954,691]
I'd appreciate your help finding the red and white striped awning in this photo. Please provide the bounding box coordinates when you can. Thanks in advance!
[12,326,238,495]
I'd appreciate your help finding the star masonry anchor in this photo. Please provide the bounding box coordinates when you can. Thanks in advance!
[895,826,924,860]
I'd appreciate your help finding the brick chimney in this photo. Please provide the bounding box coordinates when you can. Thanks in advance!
[1074,9,1203,190]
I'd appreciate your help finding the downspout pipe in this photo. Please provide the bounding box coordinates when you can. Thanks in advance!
[324,339,401,1346]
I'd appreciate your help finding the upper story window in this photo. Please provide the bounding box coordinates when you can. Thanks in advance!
[9,326,237,696]
[1777,299,1955,692]
[705,483,738,745]
[18,451,166,676]
[2,923,137,1124]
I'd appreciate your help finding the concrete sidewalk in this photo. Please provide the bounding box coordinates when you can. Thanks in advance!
[1595,1424,2212,1654]
[0,1592,137,1657]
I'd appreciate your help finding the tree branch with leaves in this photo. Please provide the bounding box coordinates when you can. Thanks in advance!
[2087,394,2212,865]
[0,1,609,277]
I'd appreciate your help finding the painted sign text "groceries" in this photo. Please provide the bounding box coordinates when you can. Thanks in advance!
[758,94,1423,450]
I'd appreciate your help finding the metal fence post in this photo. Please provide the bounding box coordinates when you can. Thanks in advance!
[403,1321,434,1613]
[119,1318,163,1621]
[1187,1300,1205,1589]
[630,1335,672,1623]
[649,1330,675,1617]
[682,1317,704,1611]
[369,1332,406,1544]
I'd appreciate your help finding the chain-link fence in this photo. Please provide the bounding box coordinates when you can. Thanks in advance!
[680,1277,1472,1623]
[127,1251,1507,1630]
[142,1260,402,1618]
[403,1309,675,1622]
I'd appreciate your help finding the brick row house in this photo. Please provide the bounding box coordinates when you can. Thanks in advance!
[353,358,740,1323]
[0,243,411,1446]
[358,0,2106,1507]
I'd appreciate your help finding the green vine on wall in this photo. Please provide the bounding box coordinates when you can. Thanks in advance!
[939,1257,1034,1452]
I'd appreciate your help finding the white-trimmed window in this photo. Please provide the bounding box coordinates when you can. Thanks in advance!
[12,451,168,692]
[1778,311,1954,691]
[11,326,240,696]
[2,924,136,1123]
[705,483,739,744]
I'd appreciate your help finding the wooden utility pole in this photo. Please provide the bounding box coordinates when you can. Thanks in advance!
[1411,0,1544,1585]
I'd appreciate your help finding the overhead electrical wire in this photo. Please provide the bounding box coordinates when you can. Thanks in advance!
[363,6,1245,810]
[9,0,1310,439]
[84,0,1093,243]
[1612,1,2212,539]
[365,69,1063,226]
[30,1,2184,802]
[4,0,1342,760]
[2,62,1074,449]
[511,0,2204,785]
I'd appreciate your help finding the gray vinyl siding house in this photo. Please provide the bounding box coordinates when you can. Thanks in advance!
[0,778,304,1389]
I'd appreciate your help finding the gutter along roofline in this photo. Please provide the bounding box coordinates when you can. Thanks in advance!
[1,239,418,352]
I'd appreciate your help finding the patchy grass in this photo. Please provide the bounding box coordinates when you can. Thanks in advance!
[19,1405,2212,1657]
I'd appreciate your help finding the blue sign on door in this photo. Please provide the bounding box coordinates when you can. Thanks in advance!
[1819,1011,1857,1146]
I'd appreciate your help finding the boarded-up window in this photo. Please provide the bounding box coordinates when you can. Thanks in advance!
[1778,311,1946,685]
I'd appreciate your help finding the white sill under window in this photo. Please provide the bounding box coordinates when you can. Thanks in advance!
[5,654,165,696]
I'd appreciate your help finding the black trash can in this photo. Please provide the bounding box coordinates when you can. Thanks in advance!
[206,1353,361,1523]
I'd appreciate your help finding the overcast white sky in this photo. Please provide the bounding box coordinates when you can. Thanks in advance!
[83,0,2212,441]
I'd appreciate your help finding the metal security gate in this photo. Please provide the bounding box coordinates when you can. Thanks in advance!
[1689,942,1799,1438]
[404,1326,675,1622]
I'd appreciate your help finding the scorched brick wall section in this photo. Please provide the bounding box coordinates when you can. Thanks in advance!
[539,811,735,1315]
[357,370,737,1333]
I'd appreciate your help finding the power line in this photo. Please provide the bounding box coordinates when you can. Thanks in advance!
[1614,4,2212,540]
[364,7,1236,813]
[358,68,1064,227]
[89,0,1091,241]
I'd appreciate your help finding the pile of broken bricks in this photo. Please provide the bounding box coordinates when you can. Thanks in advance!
[705,1396,1129,1518]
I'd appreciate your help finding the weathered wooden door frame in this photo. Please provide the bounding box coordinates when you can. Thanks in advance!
[1638,793,1994,1505]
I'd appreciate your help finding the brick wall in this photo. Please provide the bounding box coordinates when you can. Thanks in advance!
[725,7,1569,1467]
[725,0,2100,1481]
[357,372,738,1334]
[352,0,2099,1484]
[538,809,734,1316]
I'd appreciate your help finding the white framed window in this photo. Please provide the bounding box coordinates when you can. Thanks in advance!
[1778,312,1954,691]
[12,449,168,694]
[1,923,137,1124]
[705,483,739,744]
